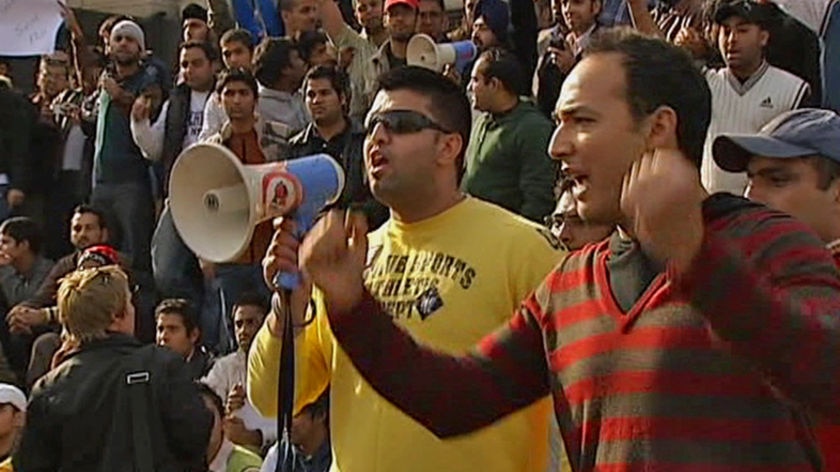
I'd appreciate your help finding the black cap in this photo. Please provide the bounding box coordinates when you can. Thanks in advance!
[714,0,772,28]
[182,3,208,23]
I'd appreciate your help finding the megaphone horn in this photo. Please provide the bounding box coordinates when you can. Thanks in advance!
[407,34,477,73]
[169,143,345,288]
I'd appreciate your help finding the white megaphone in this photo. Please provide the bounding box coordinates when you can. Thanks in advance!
[169,142,345,289]
[407,34,477,73]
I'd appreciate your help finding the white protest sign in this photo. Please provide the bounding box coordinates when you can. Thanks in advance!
[0,0,63,56]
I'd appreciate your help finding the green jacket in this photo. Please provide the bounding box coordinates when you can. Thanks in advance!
[226,444,263,472]
[462,100,556,222]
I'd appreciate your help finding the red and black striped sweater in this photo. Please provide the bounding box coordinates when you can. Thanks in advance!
[328,194,840,471]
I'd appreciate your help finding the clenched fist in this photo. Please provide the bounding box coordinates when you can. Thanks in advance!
[620,149,706,273]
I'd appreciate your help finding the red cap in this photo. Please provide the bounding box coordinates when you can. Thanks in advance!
[385,0,419,11]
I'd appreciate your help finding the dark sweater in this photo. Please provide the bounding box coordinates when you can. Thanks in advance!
[462,100,556,222]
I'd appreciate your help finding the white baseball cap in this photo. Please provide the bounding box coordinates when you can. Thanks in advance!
[0,384,27,412]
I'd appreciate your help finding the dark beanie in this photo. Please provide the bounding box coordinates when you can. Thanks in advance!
[182,3,209,23]
[474,0,509,43]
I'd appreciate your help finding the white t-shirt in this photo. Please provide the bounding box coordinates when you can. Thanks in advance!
[185,90,210,149]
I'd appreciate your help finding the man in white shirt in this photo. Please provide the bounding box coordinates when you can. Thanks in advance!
[701,0,810,195]
[203,292,275,452]
[130,40,216,314]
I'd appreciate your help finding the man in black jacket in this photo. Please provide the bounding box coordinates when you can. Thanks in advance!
[289,65,388,228]
[131,40,217,315]
[14,265,212,471]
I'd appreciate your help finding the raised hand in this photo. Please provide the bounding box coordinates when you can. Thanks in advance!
[620,149,706,273]
[130,95,151,122]
[226,383,246,414]
[299,210,368,315]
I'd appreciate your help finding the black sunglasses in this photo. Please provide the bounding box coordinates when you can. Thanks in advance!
[365,109,453,137]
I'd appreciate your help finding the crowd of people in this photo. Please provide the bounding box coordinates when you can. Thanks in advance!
[0,0,837,470]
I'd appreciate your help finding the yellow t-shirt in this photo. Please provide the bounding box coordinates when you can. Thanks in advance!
[249,197,566,472]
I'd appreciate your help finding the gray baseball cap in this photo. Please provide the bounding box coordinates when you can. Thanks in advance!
[713,108,840,173]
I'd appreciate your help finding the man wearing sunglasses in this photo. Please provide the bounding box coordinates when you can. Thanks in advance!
[250,66,565,471]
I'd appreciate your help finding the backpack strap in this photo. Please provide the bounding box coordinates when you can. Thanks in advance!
[127,354,155,472]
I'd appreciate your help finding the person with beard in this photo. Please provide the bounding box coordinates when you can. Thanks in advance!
[89,20,162,343]
[472,0,538,78]
[7,206,110,326]
[319,0,419,120]
[288,29,840,471]
[355,0,390,47]
[288,65,388,228]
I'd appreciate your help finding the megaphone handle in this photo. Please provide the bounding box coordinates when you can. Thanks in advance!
[272,218,307,291]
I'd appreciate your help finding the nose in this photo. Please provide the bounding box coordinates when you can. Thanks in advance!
[744,182,762,202]
[548,124,573,162]
[558,222,574,248]
[369,121,388,141]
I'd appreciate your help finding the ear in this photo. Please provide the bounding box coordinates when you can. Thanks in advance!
[643,105,679,152]
[101,227,110,243]
[12,410,24,428]
[189,327,201,344]
[435,131,464,171]
[759,29,769,48]
[281,10,291,26]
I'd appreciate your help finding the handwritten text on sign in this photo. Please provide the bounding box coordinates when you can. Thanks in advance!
[0,0,63,56]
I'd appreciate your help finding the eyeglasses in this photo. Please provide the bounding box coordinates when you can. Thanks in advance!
[364,109,453,137]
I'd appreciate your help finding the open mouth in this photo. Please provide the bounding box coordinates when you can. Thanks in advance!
[368,150,390,176]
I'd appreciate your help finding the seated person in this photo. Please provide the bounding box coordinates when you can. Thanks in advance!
[156,299,214,380]
[261,390,331,472]
[202,292,275,453]
[197,382,263,472]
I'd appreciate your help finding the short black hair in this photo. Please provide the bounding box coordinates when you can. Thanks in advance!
[155,298,199,335]
[233,291,269,315]
[297,30,330,64]
[376,66,472,183]
[585,28,711,168]
[196,382,224,417]
[421,0,446,12]
[179,40,219,62]
[253,37,298,87]
[305,65,351,101]
[279,0,300,12]
[182,3,209,23]
[73,204,107,230]
[0,217,42,254]
[300,388,330,424]
[216,67,259,97]
[220,28,256,52]
[476,48,529,97]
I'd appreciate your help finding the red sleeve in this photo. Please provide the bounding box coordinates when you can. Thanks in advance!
[673,211,840,420]
[327,289,552,438]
